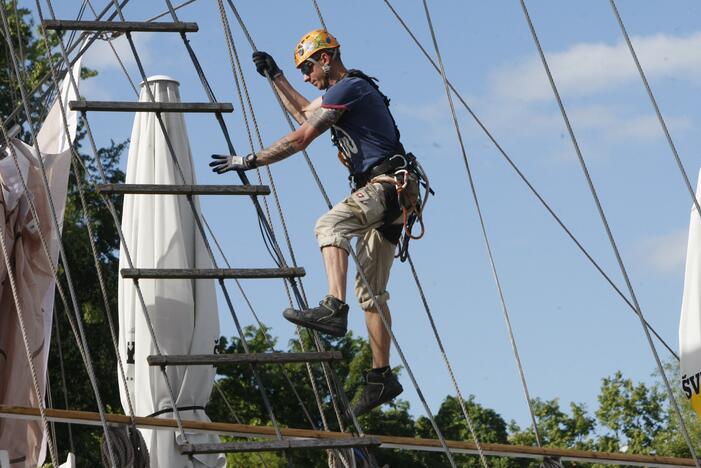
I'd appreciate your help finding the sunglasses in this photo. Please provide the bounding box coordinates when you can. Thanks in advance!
[300,60,315,76]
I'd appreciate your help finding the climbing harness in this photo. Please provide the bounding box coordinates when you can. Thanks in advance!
[329,69,432,260]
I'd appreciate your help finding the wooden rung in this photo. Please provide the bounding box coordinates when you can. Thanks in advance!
[179,437,381,455]
[96,184,270,196]
[120,267,305,279]
[42,20,198,33]
[147,351,343,367]
[69,101,233,113]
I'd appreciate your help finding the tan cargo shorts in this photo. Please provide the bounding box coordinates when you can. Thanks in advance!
[314,175,418,310]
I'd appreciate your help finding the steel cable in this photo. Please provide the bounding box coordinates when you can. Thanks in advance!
[608,0,701,222]
[519,2,699,466]
[381,0,678,362]
[421,0,517,464]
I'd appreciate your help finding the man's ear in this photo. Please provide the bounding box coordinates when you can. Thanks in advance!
[321,51,332,64]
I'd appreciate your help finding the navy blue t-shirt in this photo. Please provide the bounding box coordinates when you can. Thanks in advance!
[321,75,398,175]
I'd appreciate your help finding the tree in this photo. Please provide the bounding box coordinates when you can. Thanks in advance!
[594,371,664,454]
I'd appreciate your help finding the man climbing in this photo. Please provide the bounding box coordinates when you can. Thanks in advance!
[210,29,424,416]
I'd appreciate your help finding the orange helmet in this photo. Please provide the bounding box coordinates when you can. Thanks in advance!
[294,29,340,68]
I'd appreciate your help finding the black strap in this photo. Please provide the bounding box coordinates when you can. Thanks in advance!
[330,69,405,176]
[148,405,205,418]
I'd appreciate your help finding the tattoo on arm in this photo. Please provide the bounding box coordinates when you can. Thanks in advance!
[307,107,344,133]
[256,136,298,166]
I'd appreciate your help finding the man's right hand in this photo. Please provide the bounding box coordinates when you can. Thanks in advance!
[252,51,282,78]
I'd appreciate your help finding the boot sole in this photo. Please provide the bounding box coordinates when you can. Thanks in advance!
[283,312,347,338]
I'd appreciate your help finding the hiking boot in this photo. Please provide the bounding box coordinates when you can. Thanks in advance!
[352,368,403,416]
[283,295,348,337]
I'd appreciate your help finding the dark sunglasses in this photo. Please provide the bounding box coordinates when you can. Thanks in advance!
[300,60,315,76]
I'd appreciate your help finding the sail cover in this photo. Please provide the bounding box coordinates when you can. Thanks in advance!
[117,75,225,467]
[0,58,79,466]
[680,169,701,420]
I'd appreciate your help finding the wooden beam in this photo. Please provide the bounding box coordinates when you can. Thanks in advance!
[0,406,693,467]
[180,438,380,454]
[96,184,270,196]
[147,351,344,366]
[69,101,233,113]
[120,267,306,279]
[42,20,198,33]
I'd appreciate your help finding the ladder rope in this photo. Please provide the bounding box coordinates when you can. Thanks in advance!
[37,0,200,449]
[215,0,352,440]
[381,0,678,362]
[223,3,363,444]
[159,0,368,450]
[93,6,324,438]
[518,2,699,466]
[225,2,456,466]
[104,0,291,445]
[608,0,701,221]
[0,8,119,465]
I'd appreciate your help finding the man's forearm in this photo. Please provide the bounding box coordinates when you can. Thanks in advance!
[255,134,301,167]
[272,75,310,125]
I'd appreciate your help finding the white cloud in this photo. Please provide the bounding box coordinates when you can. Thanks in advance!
[568,105,692,140]
[491,32,701,102]
[636,229,688,274]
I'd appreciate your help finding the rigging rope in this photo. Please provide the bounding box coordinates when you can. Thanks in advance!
[214,0,353,443]
[608,0,701,221]
[421,0,525,463]
[381,0,678,362]
[518,2,700,466]
[0,8,119,465]
[225,2,457,466]
[51,307,75,453]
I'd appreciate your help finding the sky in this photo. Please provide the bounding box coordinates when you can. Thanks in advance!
[23,0,701,432]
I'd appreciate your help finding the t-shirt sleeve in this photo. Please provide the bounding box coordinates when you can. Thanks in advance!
[321,79,368,111]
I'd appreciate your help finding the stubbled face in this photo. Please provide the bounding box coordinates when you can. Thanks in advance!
[301,53,330,90]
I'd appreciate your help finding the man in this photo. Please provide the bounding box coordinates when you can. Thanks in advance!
[210,29,421,416]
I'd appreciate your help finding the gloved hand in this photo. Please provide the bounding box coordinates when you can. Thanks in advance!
[210,153,257,174]
[252,51,282,78]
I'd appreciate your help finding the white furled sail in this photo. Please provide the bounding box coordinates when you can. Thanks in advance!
[117,76,225,467]
[0,56,80,467]
[680,169,701,419]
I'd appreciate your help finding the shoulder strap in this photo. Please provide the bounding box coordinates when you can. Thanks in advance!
[346,69,403,150]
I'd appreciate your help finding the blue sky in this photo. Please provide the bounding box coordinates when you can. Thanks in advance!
[29,0,701,430]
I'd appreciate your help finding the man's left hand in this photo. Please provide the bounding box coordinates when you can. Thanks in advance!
[210,153,257,174]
